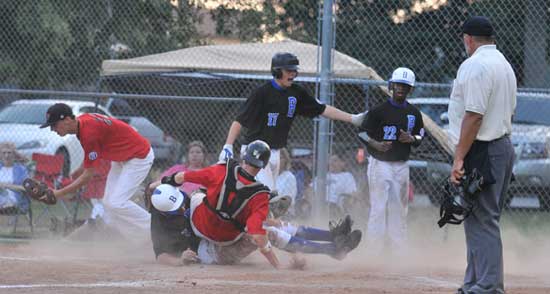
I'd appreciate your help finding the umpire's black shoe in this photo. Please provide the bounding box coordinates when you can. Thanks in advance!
[332,229,362,260]
[329,214,353,240]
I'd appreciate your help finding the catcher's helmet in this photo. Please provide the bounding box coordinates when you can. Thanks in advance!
[151,184,185,212]
[243,140,271,168]
[271,52,299,79]
[437,169,484,228]
[388,67,415,90]
[437,185,474,228]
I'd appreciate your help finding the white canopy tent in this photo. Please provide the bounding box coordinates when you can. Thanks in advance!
[101,39,385,81]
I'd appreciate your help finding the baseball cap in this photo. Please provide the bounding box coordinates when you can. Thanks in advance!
[462,16,494,37]
[40,103,74,128]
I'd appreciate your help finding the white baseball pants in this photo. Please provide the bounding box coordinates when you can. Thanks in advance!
[102,148,154,241]
[366,157,409,252]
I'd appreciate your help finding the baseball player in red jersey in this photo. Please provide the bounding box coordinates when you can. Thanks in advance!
[162,140,280,268]
[40,103,154,240]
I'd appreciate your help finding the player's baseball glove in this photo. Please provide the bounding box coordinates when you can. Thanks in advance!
[22,178,57,205]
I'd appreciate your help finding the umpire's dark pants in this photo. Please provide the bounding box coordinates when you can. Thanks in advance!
[463,136,514,294]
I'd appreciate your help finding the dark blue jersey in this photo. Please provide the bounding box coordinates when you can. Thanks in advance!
[236,80,326,149]
[361,100,424,162]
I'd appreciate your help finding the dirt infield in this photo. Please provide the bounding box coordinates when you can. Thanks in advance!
[0,231,548,294]
[1,207,549,294]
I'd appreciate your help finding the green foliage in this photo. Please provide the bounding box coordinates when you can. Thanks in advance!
[1,0,546,89]
[204,0,546,86]
[0,0,200,89]
[205,0,319,43]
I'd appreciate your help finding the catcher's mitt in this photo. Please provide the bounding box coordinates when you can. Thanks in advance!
[22,178,57,205]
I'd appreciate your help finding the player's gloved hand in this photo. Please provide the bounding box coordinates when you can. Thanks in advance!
[218,144,234,162]
[351,111,368,127]
[161,172,181,187]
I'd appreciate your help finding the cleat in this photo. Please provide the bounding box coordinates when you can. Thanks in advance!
[331,229,362,260]
[329,214,353,240]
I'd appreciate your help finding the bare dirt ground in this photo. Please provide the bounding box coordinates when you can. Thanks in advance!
[1,225,549,294]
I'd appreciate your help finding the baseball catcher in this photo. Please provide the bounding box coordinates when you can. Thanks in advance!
[22,178,57,205]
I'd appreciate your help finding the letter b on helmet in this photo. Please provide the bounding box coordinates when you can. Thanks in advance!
[388,67,415,89]
[151,184,184,212]
[243,140,271,168]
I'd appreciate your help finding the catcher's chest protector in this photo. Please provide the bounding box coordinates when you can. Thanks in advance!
[203,159,269,231]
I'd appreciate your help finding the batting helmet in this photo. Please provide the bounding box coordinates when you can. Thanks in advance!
[243,140,271,168]
[151,184,185,212]
[271,52,299,79]
[388,67,415,90]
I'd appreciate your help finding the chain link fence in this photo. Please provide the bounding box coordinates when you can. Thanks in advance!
[1,0,550,235]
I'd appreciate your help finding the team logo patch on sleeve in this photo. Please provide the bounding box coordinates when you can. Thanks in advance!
[406,115,416,132]
[88,151,98,161]
[287,96,297,117]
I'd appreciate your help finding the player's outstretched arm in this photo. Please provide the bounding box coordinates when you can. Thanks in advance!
[321,106,367,127]
[251,234,280,269]
[55,167,94,198]
[224,121,242,145]
[218,121,242,162]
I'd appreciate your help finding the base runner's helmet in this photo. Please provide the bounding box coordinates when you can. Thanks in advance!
[388,67,415,89]
[271,53,299,79]
[243,140,271,168]
[151,184,185,212]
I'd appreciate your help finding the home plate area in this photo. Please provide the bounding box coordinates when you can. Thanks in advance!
[0,240,548,294]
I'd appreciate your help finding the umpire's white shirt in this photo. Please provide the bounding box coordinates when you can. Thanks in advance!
[448,45,517,147]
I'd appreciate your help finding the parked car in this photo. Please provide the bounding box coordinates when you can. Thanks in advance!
[409,93,550,210]
[0,99,182,176]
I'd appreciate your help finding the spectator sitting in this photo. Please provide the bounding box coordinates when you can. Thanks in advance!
[275,148,297,217]
[159,140,208,195]
[290,160,313,220]
[326,152,358,220]
[0,142,30,213]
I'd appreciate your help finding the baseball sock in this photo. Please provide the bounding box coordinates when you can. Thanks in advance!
[295,226,332,241]
[284,236,336,255]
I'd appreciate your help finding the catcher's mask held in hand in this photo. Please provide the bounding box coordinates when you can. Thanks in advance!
[437,169,484,228]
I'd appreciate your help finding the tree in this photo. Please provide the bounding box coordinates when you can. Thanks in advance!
[0,0,201,90]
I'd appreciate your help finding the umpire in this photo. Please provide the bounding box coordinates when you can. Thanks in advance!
[448,16,516,294]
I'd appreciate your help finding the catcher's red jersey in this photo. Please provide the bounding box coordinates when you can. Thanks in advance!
[186,164,269,243]
[77,113,150,168]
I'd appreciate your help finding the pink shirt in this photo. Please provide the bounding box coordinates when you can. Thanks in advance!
[160,164,203,195]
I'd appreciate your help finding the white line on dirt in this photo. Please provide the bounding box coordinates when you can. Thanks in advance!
[0,255,115,262]
[0,281,166,289]
[411,276,460,288]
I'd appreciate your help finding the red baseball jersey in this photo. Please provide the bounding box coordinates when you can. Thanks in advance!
[77,113,150,168]
[186,164,269,243]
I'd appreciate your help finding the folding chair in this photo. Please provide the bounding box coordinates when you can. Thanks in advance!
[0,195,33,235]
[31,153,73,226]
[69,159,110,224]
